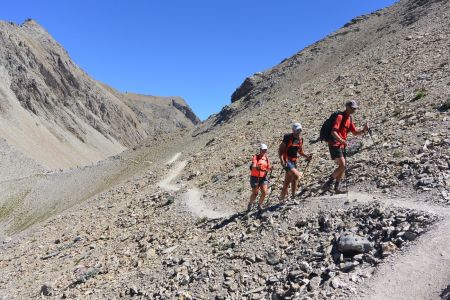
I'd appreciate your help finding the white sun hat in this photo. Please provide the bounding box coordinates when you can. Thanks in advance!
[292,122,302,131]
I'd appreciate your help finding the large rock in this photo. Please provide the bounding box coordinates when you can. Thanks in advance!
[337,232,373,254]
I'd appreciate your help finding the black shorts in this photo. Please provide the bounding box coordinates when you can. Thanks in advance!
[250,176,269,188]
[329,145,347,160]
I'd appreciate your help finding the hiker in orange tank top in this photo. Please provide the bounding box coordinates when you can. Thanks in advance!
[247,143,272,212]
[278,123,312,204]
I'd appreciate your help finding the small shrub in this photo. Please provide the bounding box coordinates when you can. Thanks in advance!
[411,89,427,101]
[393,150,405,158]
[195,217,208,226]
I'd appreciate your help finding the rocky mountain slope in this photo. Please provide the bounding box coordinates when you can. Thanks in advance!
[0,0,449,299]
[190,0,450,205]
[0,19,198,170]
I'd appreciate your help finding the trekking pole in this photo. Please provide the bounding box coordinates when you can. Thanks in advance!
[297,158,312,195]
[344,147,349,200]
[367,128,383,157]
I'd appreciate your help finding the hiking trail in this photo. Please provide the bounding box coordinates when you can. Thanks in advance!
[315,191,450,300]
[158,152,232,219]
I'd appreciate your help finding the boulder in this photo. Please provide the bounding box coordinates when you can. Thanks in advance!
[337,232,373,254]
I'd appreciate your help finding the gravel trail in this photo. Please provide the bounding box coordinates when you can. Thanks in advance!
[315,191,450,300]
[158,152,232,218]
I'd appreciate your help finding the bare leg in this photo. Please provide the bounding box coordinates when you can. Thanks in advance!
[289,168,303,197]
[257,185,269,208]
[248,186,259,210]
[280,172,292,203]
[331,157,346,180]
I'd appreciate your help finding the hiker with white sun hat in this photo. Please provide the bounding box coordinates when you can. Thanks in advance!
[247,143,272,212]
[278,122,313,204]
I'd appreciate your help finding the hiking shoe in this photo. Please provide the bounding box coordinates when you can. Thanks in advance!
[322,176,335,190]
[334,188,347,194]
[321,180,333,191]
[246,203,253,212]
[333,181,346,194]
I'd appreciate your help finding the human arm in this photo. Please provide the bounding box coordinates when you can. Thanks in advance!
[298,139,313,161]
[278,142,287,166]
[331,114,348,146]
[251,155,258,170]
[351,121,369,136]
[331,130,348,146]
[267,156,272,171]
[354,124,369,136]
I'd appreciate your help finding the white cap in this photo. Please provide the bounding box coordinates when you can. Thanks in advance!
[260,143,268,150]
[292,122,302,131]
[346,100,359,109]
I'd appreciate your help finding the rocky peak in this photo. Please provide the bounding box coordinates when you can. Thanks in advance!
[171,98,201,125]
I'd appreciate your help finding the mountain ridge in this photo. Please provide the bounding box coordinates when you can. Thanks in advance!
[0,19,199,170]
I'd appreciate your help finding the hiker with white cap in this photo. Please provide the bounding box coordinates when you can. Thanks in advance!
[247,143,272,211]
[278,122,313,203]
[321,100,369,193]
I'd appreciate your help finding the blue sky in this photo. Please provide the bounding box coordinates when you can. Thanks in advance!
[1,1,397,120]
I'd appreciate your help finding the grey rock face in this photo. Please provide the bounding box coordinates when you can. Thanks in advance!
[231,73,266,103]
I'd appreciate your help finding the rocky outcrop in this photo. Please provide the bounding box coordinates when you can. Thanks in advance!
[117,92,200,134]
[171,99,200,125]
[231,72,267,103]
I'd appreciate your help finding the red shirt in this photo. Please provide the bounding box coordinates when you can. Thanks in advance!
[329,113,356,148]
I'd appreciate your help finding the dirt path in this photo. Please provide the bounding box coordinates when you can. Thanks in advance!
[157,160,187,192]
[158,152,232,219]
[182,187,231,219]
[315,191,450,300]
[165,152,181,165]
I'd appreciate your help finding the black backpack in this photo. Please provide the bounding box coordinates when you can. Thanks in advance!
[319,112,351,142]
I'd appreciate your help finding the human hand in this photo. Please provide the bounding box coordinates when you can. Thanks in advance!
[364,123,369,133]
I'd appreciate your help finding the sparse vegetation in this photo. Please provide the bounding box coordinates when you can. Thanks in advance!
[0,190,30,222]
[195,217,208,226]
[411,89,427,101]
[393,149,406,158]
